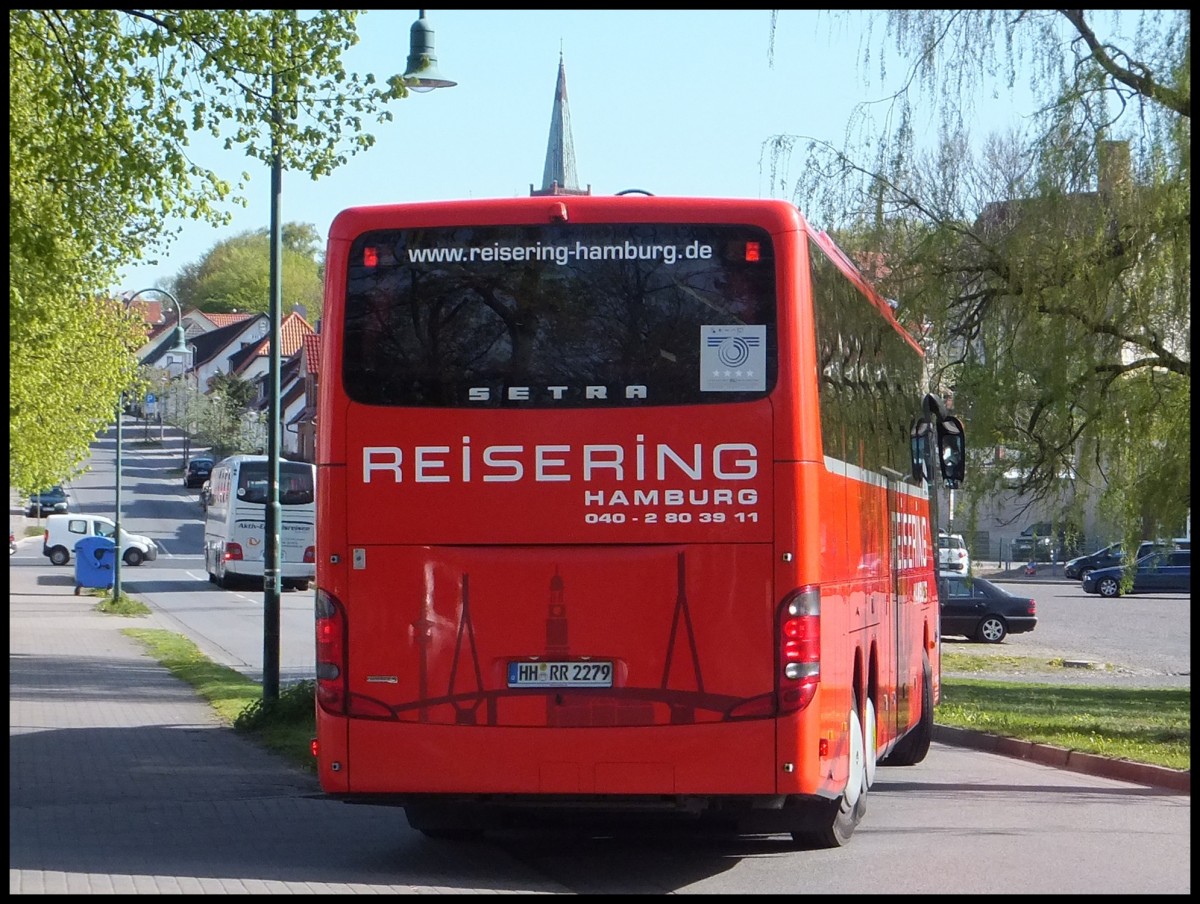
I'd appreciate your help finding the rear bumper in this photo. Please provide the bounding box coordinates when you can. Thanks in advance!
[226,561,314,579]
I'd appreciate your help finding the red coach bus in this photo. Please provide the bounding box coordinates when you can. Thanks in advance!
[314,194,965,847]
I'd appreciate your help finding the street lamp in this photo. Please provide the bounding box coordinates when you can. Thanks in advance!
[402,10,457,92]
[260,9,456,702]
[116,288,190,603]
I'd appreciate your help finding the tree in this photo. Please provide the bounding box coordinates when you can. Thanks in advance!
[9,296,146,495]
[205,371,259,457]
[9,10,414,489]
[169,225,324,322]
[765,10,1190,543]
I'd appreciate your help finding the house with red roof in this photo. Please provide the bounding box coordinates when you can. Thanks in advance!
[243,311,317,460]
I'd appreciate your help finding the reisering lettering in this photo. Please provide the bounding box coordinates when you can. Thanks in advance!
[362,437,758,484]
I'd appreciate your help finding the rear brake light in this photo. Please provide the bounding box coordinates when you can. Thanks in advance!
[316,589,347,715]
[778,585,820,715]
[303,546,315,564]
[224,542,243,561]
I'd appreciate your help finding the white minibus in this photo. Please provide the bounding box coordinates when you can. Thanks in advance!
[203,455,316,590]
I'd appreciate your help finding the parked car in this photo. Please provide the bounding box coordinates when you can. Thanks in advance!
[938,572,1037,644]
[1010,520,1083,563]
[1081,549,1191,598]
[41,513,158,567]
[184,457,214,489]
[938,531,970,573]
[26,485,70,517]
[1064,540,1177,581]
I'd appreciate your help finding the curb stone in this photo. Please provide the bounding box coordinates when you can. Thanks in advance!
[933,725,1190,793]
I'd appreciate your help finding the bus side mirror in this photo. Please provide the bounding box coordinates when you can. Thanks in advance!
[937,416,966,489]
[909,417,932,483]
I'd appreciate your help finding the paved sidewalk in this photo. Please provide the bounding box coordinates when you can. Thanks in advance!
[972,559,1079,583]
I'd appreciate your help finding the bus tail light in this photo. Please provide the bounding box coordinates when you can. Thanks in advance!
[316,589,348,715]
[303,546,315,564]
[777,585,820,714]
[224,542,244,561]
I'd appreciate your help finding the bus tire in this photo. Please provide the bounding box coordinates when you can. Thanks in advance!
[880,651,934,767]
[791,689,866,848]
[863,694,878,789]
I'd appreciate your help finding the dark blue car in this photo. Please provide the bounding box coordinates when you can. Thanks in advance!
[26,485,69,517]
[1081,550,1191,597]
[1065,540,1179,581]
[184,457,214,489]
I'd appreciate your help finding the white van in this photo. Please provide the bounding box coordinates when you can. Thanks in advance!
[42,514,159,567]
[204,455,316,591]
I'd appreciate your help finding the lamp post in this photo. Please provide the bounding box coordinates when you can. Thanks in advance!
[259,9,455,703]
[117,288,190,602]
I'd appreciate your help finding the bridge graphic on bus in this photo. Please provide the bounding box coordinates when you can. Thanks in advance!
[380,552,747,727]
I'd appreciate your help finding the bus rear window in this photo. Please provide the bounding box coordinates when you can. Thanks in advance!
[235,462,315,506]
[341,223,777,408]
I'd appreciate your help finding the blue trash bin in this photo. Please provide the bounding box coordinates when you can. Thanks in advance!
[74,536,116,595]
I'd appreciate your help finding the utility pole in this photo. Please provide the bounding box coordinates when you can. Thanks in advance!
[113,398,123,602]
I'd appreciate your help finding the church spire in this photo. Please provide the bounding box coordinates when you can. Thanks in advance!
[531,52,591,196]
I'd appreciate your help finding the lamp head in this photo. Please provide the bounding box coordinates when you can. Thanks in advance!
[169,324,190,357]
[403,10,456,92]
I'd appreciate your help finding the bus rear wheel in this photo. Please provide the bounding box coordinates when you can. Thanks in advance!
[791,689,867,848]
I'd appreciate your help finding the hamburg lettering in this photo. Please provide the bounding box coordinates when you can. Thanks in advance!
[584,488,759,506]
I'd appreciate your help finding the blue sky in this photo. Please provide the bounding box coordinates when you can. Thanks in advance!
[117,9,1023,292]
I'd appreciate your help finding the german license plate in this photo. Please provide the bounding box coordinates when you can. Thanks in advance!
[507,660,613,688]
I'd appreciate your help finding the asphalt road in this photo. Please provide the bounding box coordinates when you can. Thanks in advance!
[940,573,1191,688]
